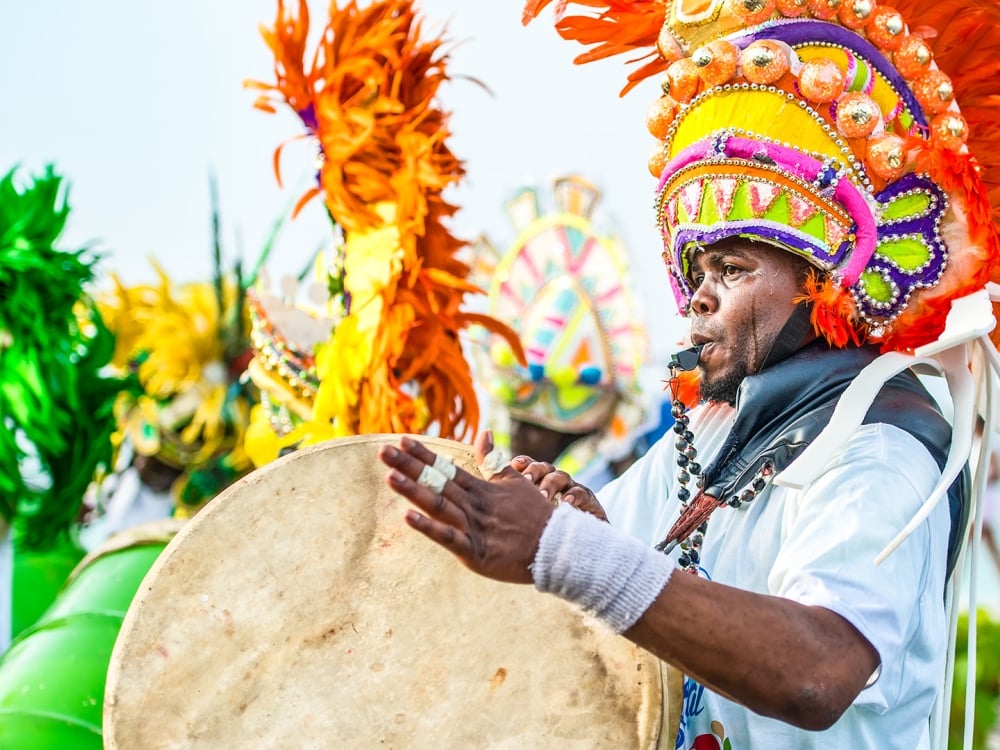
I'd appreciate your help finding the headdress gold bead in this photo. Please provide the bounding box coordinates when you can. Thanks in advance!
[665,58,701,102]
[648,143,669,178]
[913,70,955,114]
[692,47,714,67]
[867,7,906,51]
[930,112,969,150]
[656,24,684,64]
[693,40,739,88]
[806,0,842,20]
[866,133,907,180]
[775,0,808,17]
[838,0,875,29]
[646,96,680,140]
[835,92,882,138]
[740,40,790,85]
[798,58,846,103]
[892,36,932,79]
[728,0,777,24]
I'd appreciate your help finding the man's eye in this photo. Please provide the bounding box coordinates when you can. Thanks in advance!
[690,274,704,289]
[722,264,741,277]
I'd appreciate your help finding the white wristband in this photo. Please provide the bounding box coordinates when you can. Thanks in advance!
[531,503,675,633]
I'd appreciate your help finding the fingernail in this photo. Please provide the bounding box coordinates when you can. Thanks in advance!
[389,469,406,483]
[524,473,534,483]
[383,445,398,459]
[400,436,415,449]
[539,488,548,499]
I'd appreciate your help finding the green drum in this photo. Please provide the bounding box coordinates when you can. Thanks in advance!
[0,519,183,749]
[11,531,86,643]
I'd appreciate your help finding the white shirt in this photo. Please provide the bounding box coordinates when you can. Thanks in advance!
[599,403,949,750]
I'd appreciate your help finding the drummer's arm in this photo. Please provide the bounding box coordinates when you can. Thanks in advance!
[625,574,878,730]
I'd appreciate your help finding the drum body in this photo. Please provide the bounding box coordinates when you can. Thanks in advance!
[0,520,182,749]
[10,531,85,642]
[106,435,679,748]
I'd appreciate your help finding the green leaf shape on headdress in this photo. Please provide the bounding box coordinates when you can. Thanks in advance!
[0,165,124,550]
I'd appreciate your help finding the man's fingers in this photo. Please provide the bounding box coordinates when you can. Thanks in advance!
[538,470,573,499]
[397,437,483,490]
[404,509,474,558]
[517,460,551,487]
[386,462,467,529]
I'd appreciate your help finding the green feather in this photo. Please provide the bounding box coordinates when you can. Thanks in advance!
[0,166,124,550]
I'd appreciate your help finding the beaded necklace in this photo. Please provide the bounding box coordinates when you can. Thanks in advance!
[656,345,775,573]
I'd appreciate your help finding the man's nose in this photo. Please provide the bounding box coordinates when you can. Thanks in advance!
[689,278,717,316]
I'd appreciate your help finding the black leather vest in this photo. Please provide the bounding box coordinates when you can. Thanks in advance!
[700,341,969,575]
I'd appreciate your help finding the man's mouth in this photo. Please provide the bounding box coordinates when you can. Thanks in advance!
[690,335,719,369]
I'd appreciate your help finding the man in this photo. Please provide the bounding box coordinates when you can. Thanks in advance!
[379,0,999,746]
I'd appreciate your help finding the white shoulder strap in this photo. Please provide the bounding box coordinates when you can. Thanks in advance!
[774,289,996,566]
[775,287,1000,750]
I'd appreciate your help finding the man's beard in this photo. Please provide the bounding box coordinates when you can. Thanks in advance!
[699,360,749,406]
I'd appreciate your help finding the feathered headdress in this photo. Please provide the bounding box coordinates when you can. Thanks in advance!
[0,166,122,548]
[525,0,1000,354]
[98,198,255,516]
[245,0,523,449]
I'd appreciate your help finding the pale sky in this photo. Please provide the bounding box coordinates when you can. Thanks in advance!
[1,0,688,359]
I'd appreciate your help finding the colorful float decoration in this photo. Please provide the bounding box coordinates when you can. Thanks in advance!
[476,175,651,482]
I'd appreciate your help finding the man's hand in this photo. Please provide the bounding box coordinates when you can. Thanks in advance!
[510,456,608,521]
[378,432,555,584]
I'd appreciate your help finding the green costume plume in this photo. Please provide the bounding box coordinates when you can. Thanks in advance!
[0,165,122,549]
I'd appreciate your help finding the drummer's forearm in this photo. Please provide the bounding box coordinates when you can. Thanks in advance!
[624,572,878,731]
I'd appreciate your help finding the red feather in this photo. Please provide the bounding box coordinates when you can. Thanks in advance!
[522,0,668,94]
[893,0,1000,240]
[793,273,867,349]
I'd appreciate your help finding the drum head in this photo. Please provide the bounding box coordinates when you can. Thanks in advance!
[105,435,669,748]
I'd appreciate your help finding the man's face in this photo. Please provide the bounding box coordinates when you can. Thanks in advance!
[686,239,810,405]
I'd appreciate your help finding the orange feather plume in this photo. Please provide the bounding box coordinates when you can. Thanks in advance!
[890,0,1000,352]
[246,0,523,440]
[522,0,669,94]
[893,0,1000,242]
[793,272,868,349]
[665,368,702,411]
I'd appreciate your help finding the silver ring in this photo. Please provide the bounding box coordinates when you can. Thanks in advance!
[478,448,510,480]
[433,454,457,480]
[416,465,448,494]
